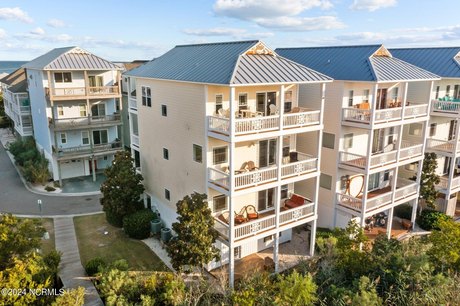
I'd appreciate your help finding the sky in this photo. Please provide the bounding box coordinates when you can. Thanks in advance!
[0,0,460,61]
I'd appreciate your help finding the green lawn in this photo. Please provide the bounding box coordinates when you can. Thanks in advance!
[18,217,55,255]
[74,213,169,271]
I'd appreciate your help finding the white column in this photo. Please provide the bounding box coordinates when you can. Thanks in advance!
[446,118,460,215]
[228,86,236,287]
[92,158,97,182]
[401,81,408,119]
[386,207,394,239]
[273,84,285,273]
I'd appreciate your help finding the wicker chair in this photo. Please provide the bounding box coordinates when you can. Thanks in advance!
[245,205,259,220]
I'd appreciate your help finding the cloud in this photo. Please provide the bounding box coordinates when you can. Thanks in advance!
[183,27,273,39]
[214,0,333,20]
[0,7,33,23]
[47,18,66,28]
[350,0,397,12]
[257,16,345,31]
[0,29,6,39]
[30,27,45,36]
[213,0,340,31]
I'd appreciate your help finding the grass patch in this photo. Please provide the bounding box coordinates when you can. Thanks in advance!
[74,213,169,271]
[18,217,55,254]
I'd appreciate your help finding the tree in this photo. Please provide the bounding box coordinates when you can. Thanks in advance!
[276,270,317,306]
[100,151,145,227]
[428,219,460,271]
[166,193,220,272]
[419,152,440,209]
[51,287,85,306]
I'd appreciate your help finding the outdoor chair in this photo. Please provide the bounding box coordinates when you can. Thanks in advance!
[247,161,258,171]
[284,194,308,209]
[235,162,249,174]
[234,207,247,224]
[245,205,259,220]
[269,104,278,115]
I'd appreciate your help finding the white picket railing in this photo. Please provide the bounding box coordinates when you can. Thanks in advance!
[131,134,139,147]
[399,143,423,160]
[431,100,460,113]
[283,110,320,128]
[342,108,371,123]
[208,116,230,134]
[279,203,315,225]
[234,214,276,239]
[281,153,318,178]
[234,167,278,189]
[370,151,397,167]
[394,182,418,201]
[404,104,428,118]
[337,193,363,211]
[129,98,137,110]
[339,152,366,168]
[426,138,456,153]
[374,107,402,122]
[208,168,230,190]
[235,115,280,134]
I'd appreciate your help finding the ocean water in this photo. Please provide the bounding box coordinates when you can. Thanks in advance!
[0,61,28,74]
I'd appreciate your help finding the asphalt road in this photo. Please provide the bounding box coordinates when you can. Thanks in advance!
[0,144,102,216]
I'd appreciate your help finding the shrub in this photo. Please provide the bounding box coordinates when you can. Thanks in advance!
[122,209,157,239]
[416,209,451,231]
[45,186,56,192]
[8,138,50,184]
[394,204,412,220]
[85,257,107,276]
[109,259,129,271]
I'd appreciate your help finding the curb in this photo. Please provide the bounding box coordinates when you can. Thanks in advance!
[3,147,101,197]
[8,211,104,218]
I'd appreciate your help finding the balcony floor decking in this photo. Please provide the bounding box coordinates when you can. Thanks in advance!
[364,218,409,241]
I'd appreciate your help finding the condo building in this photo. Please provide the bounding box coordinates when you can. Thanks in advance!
[391,47,460,217]
[124,40,331,284]
[10,47,124,183]
[277,45,440,236]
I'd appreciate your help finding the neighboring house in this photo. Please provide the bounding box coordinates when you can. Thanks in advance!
[1,68,33,136]
[277,45,440,235]
[391,47,460,216]
[118,60,148,149]
[124,40,332,285]
[22,46,124,184]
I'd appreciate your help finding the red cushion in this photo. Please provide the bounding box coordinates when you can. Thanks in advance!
[291,194,304,206]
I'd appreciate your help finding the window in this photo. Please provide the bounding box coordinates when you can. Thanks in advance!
[91,103,106,117]
[193,144,202,163]
[79,104,87,117]
[284,91,293,112]
[280,184,288,199]
[429,123,437,137]
[88,75,103,87]
[348,90,354,107]
[320,173,332,190]
[60,133,67,144]
[344,133,353,149]
[363,89,370,103]
[81,131,89,145]
[446,85,451,97]
[92,130,108,145]
[368,173,380,190]
[163,148,169,160]
[57,105,64,116]
[213,146,227,165]
[161,105,167,116]
[322,132,335,149]
[213,195,227,212]
[263,235,273,243]
[141,86,151,107]
[164,189,170,201]
[392,87,399,102]
[238,94,247,110]
[435,86,440,99]
[215,94,223,114]
[54,72,72,83]
[383,170,390,181]
[409,123,422,136]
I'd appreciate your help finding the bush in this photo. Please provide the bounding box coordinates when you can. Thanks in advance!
[85,257,107,276]
[109,259,129,271]
[8,138,50,184]
[45,186,56,192]
[394,204,412,220]
[123,209,157,239]
[416,209,451,231]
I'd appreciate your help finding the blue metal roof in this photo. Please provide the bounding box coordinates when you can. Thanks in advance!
[389,47,460,78]
[125,40,331,85]
[125,41,258,84]
[276,45,439,82]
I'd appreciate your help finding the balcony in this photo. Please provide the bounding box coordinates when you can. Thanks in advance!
[131,134,139,147]
[56,141,122,159]
[15,124,33,137]
[208,153,318,191]
[46,86,119,100]
[336,179,418,214]
[214,201,315,241]
[129,98,137,111]
[52,114,121,131]
[431,99,460,116]
[426,138,460,155]
[207,108,321,138]
[339,142,422,171]
[342,104,428,127]
[436,175,460,192]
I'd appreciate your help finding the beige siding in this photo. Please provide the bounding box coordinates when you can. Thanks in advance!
[406,81,432,105]
[138,79,207,213]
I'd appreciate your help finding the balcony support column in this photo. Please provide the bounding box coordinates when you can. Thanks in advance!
[57,160,63,187]
[401,82,408,118]
[228,86,236,287]
[361,128,375,226]
[84,70,89,96]
[92,157,97,182]
[386,207,394,239]
[446,118,460,215]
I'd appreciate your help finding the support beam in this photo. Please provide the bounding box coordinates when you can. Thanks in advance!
[386,207,394,239]
[58,160,63,187]
[92,158,97,182]
[228,86,236,287]
[309,219,317,256]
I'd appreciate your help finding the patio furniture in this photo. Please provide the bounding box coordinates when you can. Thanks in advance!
[263,256,275,271]
[235,207,247,224]
[247,161,258,171]
[245,205,259,220]
[269,104,278,115]
[235,162,249,174]
[218,211,230,224]
[290,107,301,113]
[289,151,298,162]
[284,194,308,209]
[401,218,412,230]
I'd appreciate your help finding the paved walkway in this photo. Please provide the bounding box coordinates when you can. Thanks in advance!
[54,217,103,306]
[142,237,175,271]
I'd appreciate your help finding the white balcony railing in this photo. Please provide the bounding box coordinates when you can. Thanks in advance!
[283,110,320,128]
[426,138,458,154]
[279,202,315,225]
[281,154,317,178]
[370,151,397,167]
[234,167,278,189]
[404,104,428,118]
[399,142,423,160]
[394,181,418,201]
[53,114,121,129]
[374,107,402,122]
[342,108,370,123]
[208,168,230,190]
[437,176,460,190]
[234,116,280,134]
[234,214,276,240]
[129,98,137,110]
[431,100,460,114]
[48,86,119,97]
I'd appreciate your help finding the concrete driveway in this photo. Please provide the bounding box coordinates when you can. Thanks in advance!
[0,144,102,216]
